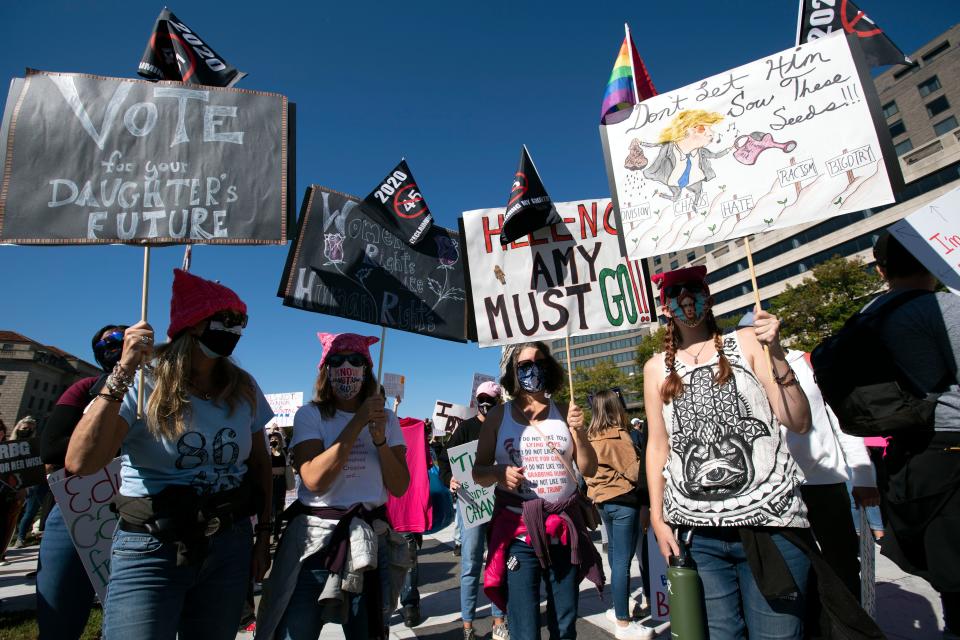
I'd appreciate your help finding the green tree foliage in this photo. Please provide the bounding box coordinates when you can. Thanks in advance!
[555,358,635,417]
[631,326,666,420]
[768,255,883,352]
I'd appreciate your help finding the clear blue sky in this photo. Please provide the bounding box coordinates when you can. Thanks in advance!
[1,1,956,421]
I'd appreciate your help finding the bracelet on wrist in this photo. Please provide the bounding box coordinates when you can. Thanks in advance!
[373,438,387,448]
[97,392,122,403]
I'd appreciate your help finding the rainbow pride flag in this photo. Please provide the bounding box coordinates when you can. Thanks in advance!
[600,26,656,125]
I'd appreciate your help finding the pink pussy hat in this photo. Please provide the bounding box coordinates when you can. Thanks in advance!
[316,332,379,370]
[476,381,502,398]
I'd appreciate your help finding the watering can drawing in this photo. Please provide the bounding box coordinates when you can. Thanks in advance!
[733,131,797,165]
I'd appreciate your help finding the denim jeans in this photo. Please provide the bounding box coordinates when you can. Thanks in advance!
[454,506,463,545]
[102,519,253,640]
[460,520,504,621]
[276,533,391,639]
[400,532,422,607]
[600,502,640,621]
[689,530,809,640]
[36,503,96,640]
[17,483,48,540]
[506,539,578,640]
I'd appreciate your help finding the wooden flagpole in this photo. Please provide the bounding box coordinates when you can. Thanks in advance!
[742,235,775,382]
[136,246,151,418]
[565,335,575,403]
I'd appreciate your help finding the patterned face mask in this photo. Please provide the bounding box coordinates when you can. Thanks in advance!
[329,364,365,400]
[669,291,708,328]
[517,361,545,393]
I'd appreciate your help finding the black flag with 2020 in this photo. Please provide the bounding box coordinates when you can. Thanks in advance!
[500,145,562,246]
[138,8,247,87]
[796,0,909,68]
[361,159,434,245]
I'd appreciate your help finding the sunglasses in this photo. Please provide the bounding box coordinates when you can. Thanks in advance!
[476,394,498,405]
[327,353,368,368]
[663,281,705,299]
[210,311,248,329]
[94,331,125,350]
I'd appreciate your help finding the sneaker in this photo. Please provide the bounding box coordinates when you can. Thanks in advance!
[402,604,422,628]
[463,627,477,640]
[613,621,656,639]
[492,620,509,640]
[11,538,24,549]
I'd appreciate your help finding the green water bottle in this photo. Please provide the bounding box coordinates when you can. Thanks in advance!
[666,529,707,640]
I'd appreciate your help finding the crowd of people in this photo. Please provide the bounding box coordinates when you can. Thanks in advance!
[1,230,957,640]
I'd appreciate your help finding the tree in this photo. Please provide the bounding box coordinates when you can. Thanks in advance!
[630,326,667,421]
[555,358,635,420]
[768,255,883,352]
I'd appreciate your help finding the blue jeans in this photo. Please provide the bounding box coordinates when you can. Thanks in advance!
[454,506,463,545]
[460,520,504,621]
[600,502,640,621]
[506,540,578,640]
[690,530,809,640]
[103,519,253,640]
[17,483,48,540]
[36,503,95,640]
[276,533,391,639]
[400,532,421,607]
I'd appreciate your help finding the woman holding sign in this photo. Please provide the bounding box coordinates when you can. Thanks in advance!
[473,341,602,640]
[255,332,410,640]
[65,269,275,640]
[643,266,813,639]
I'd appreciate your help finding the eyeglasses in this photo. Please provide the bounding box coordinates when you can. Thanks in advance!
[94,331,125,350]
[210,311,248,329]
[327,353,368,368]
[663,281,705,299]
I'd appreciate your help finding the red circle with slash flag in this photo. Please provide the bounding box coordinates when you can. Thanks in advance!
[840,0,883,38]
[149,31,198,82]
[508,172,528,208]
[393,184,429,219]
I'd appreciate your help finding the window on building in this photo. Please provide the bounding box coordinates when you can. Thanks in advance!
[888,120,906,138]
[921,41,950,62]
[653,256,661,265]
[686,251,696,262]
[33,379,38,390]
[670,260,679,270]
[43,382,48,392]
[881,101,899,119]
[893,62,919,80]
[918,76,942,98]
[0,375,5,385]
[894,139,914,155]
[1,344,11,350]
[28,397,34,409]
[933,116,959,137]
[926,96,950,118]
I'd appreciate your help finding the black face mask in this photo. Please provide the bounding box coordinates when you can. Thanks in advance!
[198,326,242,358]
[477,401,495,416]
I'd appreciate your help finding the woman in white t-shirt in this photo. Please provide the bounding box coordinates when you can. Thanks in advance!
[260,332,409,640]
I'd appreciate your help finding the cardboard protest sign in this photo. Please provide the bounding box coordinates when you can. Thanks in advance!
[383,373,405,399]
[468,373,497,408]
[0,70,293,244]
[278,186,470,342]
[447,440,495,529]
[48,459,122,602]
[600,32,899,260]
[647,527,670,621]
[463,198,656,347]
[264,391,303,428]
[887,185,960,294]
[0,438,44,489]
[432,400,475,437]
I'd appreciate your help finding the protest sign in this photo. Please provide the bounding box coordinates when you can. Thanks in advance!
[48,459,122,602]
[888,185,960,295]
[468,373,497,408]
[463,198,656,347]
[647,527,670,621]
[447,440,495,529]
[432,400,475,437]
[383,373,405,399]
[264,391,303,428]
[0,70,293,244]
[600,32,899,260]
[0,438,44,489]
[279,186,469,342]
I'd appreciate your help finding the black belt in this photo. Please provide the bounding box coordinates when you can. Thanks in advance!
[118,513,237,539]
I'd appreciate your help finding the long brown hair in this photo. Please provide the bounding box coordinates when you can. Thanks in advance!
[587,389,629,438]
[146,332,256,440]
[312,366,379,419]
[660,311,732,404]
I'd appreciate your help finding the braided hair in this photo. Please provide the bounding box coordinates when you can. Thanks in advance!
[660,309,733,404]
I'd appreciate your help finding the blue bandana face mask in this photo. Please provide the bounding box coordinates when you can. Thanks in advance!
[669,291,708,328]
[517,361,545,393]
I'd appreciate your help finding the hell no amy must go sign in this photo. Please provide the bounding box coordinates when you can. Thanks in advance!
[0,70,295,244]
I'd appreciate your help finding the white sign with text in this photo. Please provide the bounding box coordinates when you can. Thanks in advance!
[265,391,303,428]
[432,400,475,437]
[447,440,495,529]
[888,185,960,294]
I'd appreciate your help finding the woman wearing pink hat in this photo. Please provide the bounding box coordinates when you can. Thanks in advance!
[66,269,276,640]
[255,332,410,640]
